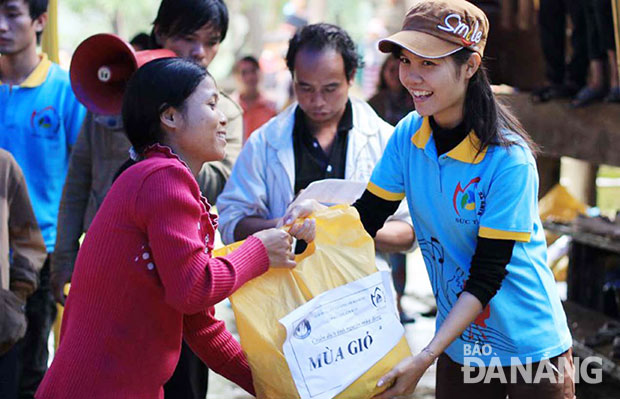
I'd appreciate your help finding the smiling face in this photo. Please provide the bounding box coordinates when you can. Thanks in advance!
[0,0,45,56]
[158,22,221,68]
[293,48,352,128]
[398,48,473,128]
[164,76,227,172]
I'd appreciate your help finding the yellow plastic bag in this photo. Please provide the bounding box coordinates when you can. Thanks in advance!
[539,184,587,223]
[214,205,411,399]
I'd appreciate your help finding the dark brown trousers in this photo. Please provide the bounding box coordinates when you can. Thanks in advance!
[436,349,576,399]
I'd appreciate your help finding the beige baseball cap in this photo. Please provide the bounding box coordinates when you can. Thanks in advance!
[378,0,489,59]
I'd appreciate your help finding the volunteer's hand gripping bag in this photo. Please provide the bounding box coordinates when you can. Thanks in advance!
[213,205,412,399]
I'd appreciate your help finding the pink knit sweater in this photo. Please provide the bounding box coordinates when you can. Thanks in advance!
[36,146,269,398]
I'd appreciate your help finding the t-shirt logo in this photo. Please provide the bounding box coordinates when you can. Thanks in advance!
[30,106,60,138]
[453,177,481,216]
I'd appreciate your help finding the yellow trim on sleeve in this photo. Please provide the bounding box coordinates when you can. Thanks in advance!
[367,181,406,201]
[479,226,531,242]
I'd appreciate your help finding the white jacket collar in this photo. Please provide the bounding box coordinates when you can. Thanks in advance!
[265,97,381,151]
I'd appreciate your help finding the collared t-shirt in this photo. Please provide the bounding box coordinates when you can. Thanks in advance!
[0,54,86,251]
[292,100,352,194]
[367,112,572,366]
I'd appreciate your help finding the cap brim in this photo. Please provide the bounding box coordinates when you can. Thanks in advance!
[378,30,462,59]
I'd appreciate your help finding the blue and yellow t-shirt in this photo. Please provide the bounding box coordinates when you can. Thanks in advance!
[368,112,571,366]
[0,54,86,252]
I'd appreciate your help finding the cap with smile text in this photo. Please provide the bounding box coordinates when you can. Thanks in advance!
[378,0,489,59]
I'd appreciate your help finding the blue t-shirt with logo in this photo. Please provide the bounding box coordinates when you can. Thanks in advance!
[368,112,571,366]
[0,55,86,252]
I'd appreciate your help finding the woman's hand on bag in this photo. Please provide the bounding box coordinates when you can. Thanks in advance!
[252,228,296,268]
[280,199,325,242]
[283,199,325,224]
[372,352,434,399]
[287,218,316,243]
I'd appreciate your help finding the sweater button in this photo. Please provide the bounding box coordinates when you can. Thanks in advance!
[147,263,154,270]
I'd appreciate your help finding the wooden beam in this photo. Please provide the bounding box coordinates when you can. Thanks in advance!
[499,93,620,166]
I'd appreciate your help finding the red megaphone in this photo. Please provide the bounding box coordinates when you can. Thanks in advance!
[70,33,176,115]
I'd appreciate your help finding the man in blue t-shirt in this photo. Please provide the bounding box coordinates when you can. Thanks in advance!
[0,0,85,396]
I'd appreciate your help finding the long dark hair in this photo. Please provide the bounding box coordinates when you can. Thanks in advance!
[451,49,538,155]
[114,58,209,179]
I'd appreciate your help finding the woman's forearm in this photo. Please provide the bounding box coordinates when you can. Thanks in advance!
[424,292,483,359]
[234,216,279,241]
[374,221,415,252]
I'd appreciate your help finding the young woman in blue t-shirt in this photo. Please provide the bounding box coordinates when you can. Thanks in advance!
[284,1,575,398]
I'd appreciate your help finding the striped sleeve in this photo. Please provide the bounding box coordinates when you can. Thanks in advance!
[368,127,406,201]
[478,163,538,242]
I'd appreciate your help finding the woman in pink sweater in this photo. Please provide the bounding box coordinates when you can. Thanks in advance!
[36,58,313,398]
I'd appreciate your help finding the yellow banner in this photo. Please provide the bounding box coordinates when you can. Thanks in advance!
[41,0,59,63]
[613,0,620,81]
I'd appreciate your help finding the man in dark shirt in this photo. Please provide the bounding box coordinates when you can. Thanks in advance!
[292,100,351,193]
[217,23,415,262]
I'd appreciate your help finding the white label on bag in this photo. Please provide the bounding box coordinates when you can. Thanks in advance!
[280,271,404,399]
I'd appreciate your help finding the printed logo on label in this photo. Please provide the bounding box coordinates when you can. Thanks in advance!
[370,287,385,308]
[294,319,312,339]
[30,106,60,138]
[437,13,483,47]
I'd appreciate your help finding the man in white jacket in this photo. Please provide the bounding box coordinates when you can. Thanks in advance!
[217,23,414,265]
